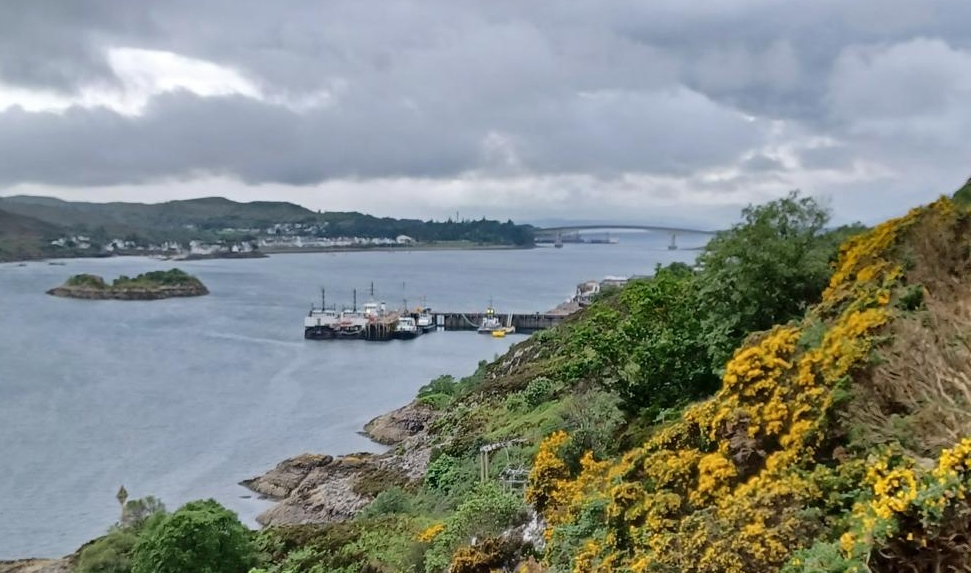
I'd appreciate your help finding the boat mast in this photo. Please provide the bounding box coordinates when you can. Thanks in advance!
[353,289,357,312]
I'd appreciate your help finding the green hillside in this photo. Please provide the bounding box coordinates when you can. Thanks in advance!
[0,196,317,240]
[0,196,535,247]
[0,209,64,262]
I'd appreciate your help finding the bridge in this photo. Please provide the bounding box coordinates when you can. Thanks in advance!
[535,224,719,249]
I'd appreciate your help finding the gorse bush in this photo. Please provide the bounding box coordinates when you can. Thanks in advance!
[528,198,971,573]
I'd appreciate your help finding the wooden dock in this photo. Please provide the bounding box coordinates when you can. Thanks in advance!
[427,312,564,333]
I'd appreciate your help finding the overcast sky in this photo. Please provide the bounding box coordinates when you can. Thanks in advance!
[0,1,969,228]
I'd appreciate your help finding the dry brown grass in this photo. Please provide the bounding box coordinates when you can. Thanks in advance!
[848,204,971,458]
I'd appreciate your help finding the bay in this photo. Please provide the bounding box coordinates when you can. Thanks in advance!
[0,233,703,558]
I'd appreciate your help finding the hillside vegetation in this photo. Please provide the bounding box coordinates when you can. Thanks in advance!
[43,187,971,573]
[0,209,63,261]
[0,195,535,249]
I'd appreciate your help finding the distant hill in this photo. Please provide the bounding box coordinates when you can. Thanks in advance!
[0,196,535,259]
[0,195,318,240]
[0,209,65,262]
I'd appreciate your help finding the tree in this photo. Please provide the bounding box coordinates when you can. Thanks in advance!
[131,499,256,573]
[695,190,833,371]
[605,264,717,413]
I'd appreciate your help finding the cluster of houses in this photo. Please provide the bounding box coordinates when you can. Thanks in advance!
[50,231,417,258]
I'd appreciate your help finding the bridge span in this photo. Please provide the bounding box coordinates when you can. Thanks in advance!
[535,224,719,249]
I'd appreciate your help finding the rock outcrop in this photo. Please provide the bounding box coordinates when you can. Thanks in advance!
[46,284,209,300]
[242,410,435,527]
[362,401,437,445]
[0,559,71,573]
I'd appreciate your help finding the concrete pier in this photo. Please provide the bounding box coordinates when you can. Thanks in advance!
[427,312,564,333]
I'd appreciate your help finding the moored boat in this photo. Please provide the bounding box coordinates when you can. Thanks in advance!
[416,307,435,332]
[304,289,341,339]
[394,316,421,340]
[477,305,515,335]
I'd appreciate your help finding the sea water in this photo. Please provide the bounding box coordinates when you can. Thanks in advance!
[0,233,703,558]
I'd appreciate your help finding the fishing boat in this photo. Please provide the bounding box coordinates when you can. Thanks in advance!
[477,305,515,335]
[394,316,421,340]
[477,306,503,334]
[416,307,435,332]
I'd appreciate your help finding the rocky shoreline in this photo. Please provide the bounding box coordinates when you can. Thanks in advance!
[46,284,209,300]
[239,401,436,526]
[0,559,71,573]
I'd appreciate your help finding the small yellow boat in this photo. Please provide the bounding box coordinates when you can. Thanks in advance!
[491,329,506,338]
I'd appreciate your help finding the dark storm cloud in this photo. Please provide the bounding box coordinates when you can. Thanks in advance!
[0,1,150,91]
[1,0,970,190]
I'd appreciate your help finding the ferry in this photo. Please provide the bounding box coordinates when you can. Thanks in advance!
[304,307,340,339]
[336,308,368,338]
[304,289,341,339]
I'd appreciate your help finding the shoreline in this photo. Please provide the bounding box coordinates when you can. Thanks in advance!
[1,243,534,265]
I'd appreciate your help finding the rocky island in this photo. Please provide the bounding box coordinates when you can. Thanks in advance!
[46,269,209,300]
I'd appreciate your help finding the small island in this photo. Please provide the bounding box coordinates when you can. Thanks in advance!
[46,268,209,300]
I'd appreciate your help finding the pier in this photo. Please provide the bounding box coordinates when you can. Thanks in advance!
[428,311,564,333]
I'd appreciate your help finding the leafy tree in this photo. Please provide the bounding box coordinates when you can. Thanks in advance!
[131,499,256,573]
[120,496,166,530]
[608,264,717,412]
[695,190,833,371]
[76,496,167,573]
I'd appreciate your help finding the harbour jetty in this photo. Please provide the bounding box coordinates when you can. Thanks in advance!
[46,269,209,300]
[427,311,562,333]
[303,276,648,341]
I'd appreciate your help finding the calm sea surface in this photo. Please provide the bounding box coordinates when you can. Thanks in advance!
[0,234,703,558]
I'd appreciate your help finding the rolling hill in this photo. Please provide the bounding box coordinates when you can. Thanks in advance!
[0,209,65,262]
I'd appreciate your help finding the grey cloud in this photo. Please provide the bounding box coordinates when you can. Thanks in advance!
[0,1,150,91]
[741,154,785,172]
[1,0,971,203]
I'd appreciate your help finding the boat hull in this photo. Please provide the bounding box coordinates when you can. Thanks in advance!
[394,330,421,340]
[304,326,337,340]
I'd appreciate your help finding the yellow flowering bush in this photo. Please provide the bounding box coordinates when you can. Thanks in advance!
[531,198,971,573]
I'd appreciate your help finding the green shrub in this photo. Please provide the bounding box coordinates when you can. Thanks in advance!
[521,377,560,408]
[66,274,107,288]
[131,499,256,573]
[417,393,453,410]
[418,375,457,399]
[424,454,462,494]
[423,483,528,573]
[77,529,139,573]
[358,487,413,518]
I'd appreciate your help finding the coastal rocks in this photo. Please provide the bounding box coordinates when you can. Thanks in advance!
[0,559,71,573]
[243,416,436,527]
[46,284,209,300]
[362,401,437,445]
[244,453,384,526]
[239,453,334,499]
